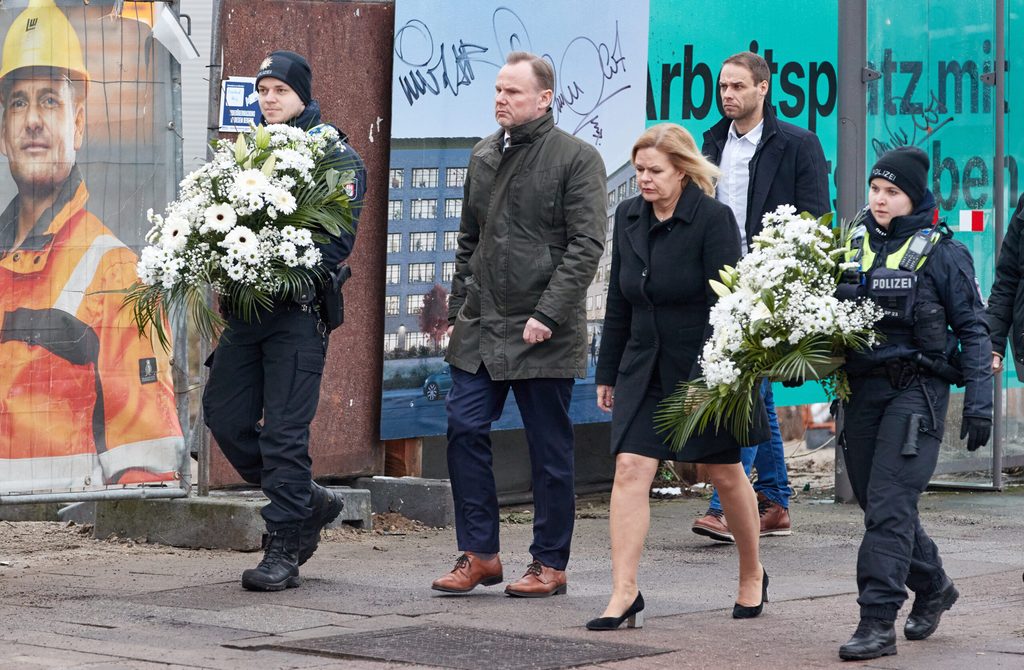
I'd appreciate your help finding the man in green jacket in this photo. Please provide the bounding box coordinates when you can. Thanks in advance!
[431,51,606,598]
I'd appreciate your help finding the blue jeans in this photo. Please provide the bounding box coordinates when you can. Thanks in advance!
[708,378,791,512]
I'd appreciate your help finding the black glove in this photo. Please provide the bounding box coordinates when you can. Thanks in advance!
[960,416,992,452]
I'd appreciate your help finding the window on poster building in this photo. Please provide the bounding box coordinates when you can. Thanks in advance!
[410,199,436,219]
[408,263,435,283]
[443,230,459,251]
[406,331,428,349]
[388,200,403,220]
[383,333,398,351]
[407,294,426,314]
[442,261,456,283]
[412,168,438,188]
[390,168,404,189]
[444,198,463,219]
[384,295,400,315]
[409,231,436,252]
[386,233,401,253]
[446,167,467,188]
[386,264,401,284]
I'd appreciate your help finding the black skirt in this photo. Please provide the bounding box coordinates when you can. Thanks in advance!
[615,383,741,465]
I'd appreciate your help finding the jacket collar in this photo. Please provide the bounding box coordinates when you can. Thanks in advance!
[485,109,554,153]
[263,99,350,143]
[0,165,85,253]
[624,181,705,266]
[705,100,781,155]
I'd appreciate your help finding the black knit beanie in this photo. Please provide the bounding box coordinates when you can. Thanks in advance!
[255,50,312,105]
[869,147,929,207]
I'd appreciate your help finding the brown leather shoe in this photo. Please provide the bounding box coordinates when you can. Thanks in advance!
[691,508,735,543]
[504,560,567,597]
[431,552,503,593]
[757,492,792,536]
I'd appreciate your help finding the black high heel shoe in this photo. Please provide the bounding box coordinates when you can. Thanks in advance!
[586,592,645,630]
[732,569,769,619]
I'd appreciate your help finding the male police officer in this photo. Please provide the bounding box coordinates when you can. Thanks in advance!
[837,147,991,660]
[203,50,366,591]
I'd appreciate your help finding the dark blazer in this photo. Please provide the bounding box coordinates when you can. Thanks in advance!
[596,183,768,459]
[987,193,1024,379]
[702,102,830,248]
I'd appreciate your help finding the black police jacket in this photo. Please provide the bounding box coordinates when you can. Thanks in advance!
[987,192,1024,376]
[268,100,366,268]
[846,191,993,421]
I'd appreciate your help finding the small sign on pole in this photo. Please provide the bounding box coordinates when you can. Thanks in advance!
[219,77,261,132]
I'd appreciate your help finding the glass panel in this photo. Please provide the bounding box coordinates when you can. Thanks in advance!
[866,0,997,484]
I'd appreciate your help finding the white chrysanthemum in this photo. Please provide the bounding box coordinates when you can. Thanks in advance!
[301,247,321,268]
[233,169,270,199]
[202,203,237,234]
[269,188,297,215]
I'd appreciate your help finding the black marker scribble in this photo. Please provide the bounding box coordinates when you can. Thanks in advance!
[393,9,632,143]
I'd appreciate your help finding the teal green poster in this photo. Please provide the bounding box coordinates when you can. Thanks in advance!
[647,0,839,404]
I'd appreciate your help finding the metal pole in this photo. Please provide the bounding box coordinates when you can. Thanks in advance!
[166,2,192,494]
[992,0,1006,490]
[196,0,225,497]
[0,488,187,505]
[834,0,868,503]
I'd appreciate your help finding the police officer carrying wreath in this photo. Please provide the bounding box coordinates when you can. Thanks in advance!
[203,50,366,591]
[836,147,992,661]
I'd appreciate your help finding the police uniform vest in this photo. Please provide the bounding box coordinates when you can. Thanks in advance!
[846,224,944,333]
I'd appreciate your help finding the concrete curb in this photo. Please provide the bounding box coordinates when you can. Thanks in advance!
[353,476,454,527]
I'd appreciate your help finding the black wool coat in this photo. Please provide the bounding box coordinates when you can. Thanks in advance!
[987,192,1024,379]
[596,183,769,459]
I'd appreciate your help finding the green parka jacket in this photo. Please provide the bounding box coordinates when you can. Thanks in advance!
[446,110,606,380]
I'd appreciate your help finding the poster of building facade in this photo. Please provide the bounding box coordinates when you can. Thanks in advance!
[381,0,650,440]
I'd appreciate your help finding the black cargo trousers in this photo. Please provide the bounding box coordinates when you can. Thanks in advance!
[841,372,951,622]
[203,302,328,531]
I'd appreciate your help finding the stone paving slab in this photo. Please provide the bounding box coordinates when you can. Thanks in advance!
[1,491,1022,669]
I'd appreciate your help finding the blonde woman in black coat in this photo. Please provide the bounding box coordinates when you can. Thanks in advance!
[587,123,767,630]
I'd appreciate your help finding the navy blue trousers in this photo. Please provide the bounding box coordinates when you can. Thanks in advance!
[203,304,327,531]
[445,364,575,570]
[842,374,950,622]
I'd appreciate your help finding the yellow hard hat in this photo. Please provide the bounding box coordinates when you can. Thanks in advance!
[0,0,90,88]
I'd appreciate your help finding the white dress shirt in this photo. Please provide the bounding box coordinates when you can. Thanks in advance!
[716,120,764,254]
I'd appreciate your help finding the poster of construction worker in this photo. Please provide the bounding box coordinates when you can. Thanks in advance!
[0,0,186,497]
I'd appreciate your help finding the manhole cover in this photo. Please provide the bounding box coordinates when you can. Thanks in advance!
[268,624,669,669]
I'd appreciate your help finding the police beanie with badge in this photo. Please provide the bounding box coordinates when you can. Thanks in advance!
[256,50,312,105]
[869,147,929,207]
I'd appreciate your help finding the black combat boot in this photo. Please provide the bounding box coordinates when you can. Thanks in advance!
[241,527,301,591]
[904,580,958,640]
[298,484,345,565]
[839,618,897,661]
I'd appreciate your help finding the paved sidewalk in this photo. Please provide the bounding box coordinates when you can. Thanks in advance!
[1,489,1022,669]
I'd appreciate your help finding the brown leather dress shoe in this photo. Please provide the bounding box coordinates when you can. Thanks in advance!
[504,560,567,597]
[691,508,735,543]
[431,552,503,593]
[757,492,792,536]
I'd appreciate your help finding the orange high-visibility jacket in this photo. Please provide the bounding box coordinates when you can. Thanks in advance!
[0,171,184,494]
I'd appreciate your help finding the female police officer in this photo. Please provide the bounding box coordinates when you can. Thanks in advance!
[836,147,992,661]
